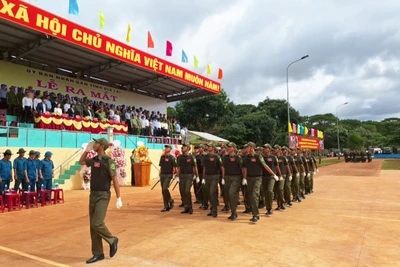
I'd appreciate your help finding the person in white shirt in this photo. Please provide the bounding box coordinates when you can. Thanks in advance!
[63,100,71,113]
[180,128,186,141]
[140,116,146,136]
[22,91,33,123]
[33,94,41,111]
[114,110,121,123]
[53,103,63,116]
[125,110,132,133]
[144,117,150,136]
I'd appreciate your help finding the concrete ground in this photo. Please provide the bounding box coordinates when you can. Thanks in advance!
[1,159,400,267]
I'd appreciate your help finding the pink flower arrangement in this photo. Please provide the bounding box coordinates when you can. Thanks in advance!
[83,170,91,183]
[110,145,127,180]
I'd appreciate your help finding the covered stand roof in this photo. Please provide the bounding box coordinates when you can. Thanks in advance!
[189,130,229,142]
[0,1,221,102]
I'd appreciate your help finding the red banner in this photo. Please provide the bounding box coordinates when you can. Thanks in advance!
[0,0,221,94]
[289,134,324,150]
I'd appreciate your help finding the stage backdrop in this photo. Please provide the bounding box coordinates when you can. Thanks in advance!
[0,61,167,112]
[289,134,324,150]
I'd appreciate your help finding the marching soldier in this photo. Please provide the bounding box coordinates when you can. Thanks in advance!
[158,145,176,212]
[298,149,309,199]
[243,142,277,223]
[195,145,206,206]
[284,147,299,206]
[310,151,319,192]
[240,144,251,213]
[304,150,314,194]
[262,144,280,215]
[222,142,243,220]
[203,144,224,218]
[274,145,289,211]
[256,147,266,209]
[219,145,230,212]
[292,148,305,202]
[176,144,198,214]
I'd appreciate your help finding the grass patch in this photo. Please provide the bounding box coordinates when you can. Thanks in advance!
[381,160,400,170]
[318,159,342,167]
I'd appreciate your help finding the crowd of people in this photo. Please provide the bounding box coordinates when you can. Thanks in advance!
[0,148,55,200]
[157,142,319,222]
[344,150,372,163]
[0,84,188,138]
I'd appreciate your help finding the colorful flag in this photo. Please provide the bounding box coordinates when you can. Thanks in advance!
[288,122,293,133]
[181,50,188,63]
[207,64,211,75]
[218,68,223,79]
[194,56,199,68]
[305,127,309,135]
[292,123,297,134]
[297,124,300,134]
[69,0,79,15]
[99,11,105,29]
[166,41,173,56]
[126,24,131,43]
[147,31,154,48]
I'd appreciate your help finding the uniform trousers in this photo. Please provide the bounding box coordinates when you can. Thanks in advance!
[224,175,241,214]
[160,174,173,208]
[246,176,262,217]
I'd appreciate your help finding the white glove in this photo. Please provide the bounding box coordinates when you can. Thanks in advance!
[201,179,205,185]
[116,197,122,209]
[307,173,310,178]
[221,178,225,185]
[296,173,300,178]
[196,176,200,183]
[302,172,306,177]
[273,175,279,181]
[85,141,94,152]
[242,179,247,185]
[175,177,180,183]
[193,175,196,181]
[317,169,320,173]
[279,176,284,181]
[289,175,292,181]
[158,176,161,182]
[313,171,316,176]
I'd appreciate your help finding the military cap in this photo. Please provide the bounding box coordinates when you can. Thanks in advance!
[199,144,205,149]
[281,146,289,151]
[256,147,262,151]
[243,143,249,148]
[45,151,53,157]
[226,142,236,148]
[35,151,41,155]
[182,143,191,150]
[247,142,256,148]
[194,145,200,149]
[3,149,12,155]
[92,137,110,150]
[17,148,26,154]
[263,144,272,149]
[274,145,282,150]
[164,144,172,149]
[29,150,36,155]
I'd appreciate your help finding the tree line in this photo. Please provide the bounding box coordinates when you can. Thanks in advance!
[167,90,400,151]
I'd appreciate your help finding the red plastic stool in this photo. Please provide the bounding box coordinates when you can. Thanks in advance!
[38,190,52,206]
[51,189,65,204]
[0,196,4,213]
[5,193,21,211]
[22,192,38,209]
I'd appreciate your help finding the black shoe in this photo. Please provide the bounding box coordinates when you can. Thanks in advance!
[188,208,193,214]
[242,209,251,214]
[221,206,230,212]
[280,205,286,210]
[213,212,218,218]
[86,254,104,264]
[181,208,189,214]
[275,206,281,211]
[207,211,213,216]
[250,216,258,223]
[258,204,265,209]
[203,204,209,210]
[110,237,118,258]
[199,205,205,209]
[287,202,293,206]
[230,213,238,221]
[179,203,184,207]
[169,199,174,210]
[266,209,273,215]
[161,207,170,212]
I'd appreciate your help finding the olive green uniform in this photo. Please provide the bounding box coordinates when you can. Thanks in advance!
[85,155,117,257]
[243,154,266,217]
[305,156,314,194]
[263,154,279,212]
[6,91,18,115]
[159,154,177,209]
[276,156,288,207]
[195,153,205,204]
[222,154,243,214]
[292,155,303,200]
[203,154,223,214]
[285,155,295,204]
[300,155,308,197]
[177,154,197,209]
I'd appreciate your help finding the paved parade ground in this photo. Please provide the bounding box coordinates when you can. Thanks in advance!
[1,159,399,267]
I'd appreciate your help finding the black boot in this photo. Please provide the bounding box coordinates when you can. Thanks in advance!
[161,207,170,212]
[179,203,184,207]
[266,209,273,215]
[188,208,193,214]
[181,208,189,214]
[86,254,104,264]
[169,199,174,209]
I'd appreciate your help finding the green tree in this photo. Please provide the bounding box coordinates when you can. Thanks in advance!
[167,106,177,119]
[347,133,365,150]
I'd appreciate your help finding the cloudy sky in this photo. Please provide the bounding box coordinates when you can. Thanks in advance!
[28,0,400,121]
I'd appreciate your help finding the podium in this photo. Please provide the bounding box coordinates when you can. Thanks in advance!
[134,162,151,187]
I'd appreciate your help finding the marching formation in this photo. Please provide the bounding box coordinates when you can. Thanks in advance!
[344,150,372,163]
[157,142,319,223]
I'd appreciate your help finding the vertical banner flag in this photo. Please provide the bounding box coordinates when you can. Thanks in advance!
[194,56,199,68]
[218,68,223,79]
[166,41,173,56]
[68,0,79,15]
[126,24,131,43]
[207,64,212,75]
[288,122,293,133]
[292,123,297,134]
[99,11,105,29]
[181,50,188,63]
[297,124,300,134]
[147,31,154,48]
[305,127,309,135]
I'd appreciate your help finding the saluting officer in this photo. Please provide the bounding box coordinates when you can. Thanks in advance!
[243,142,277,223]
[274,145,289,211]
[176,144,198,214]
[158,144,176,212]
[203,144,224,218]
[283,146,297,206]
[0,149,13,194]
[262,144,280,215]
[292,148,305,202]
[222,142,243,220]
[79,138,121,264]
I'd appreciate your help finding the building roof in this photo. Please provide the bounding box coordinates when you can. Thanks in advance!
[189,130,229,142]
[0,2,221,102]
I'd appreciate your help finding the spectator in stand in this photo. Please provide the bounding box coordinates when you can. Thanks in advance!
[114,110,121,123]
[0,84,7,110]
[108,106,115,120]
[33,93,41,111]
[67,104,75,118]
[36,97,47,115]
[53,103,63,115]
[7,86,18,115]
[95,107,106,120]
[21,90,33,123]
[83,105,93,120]
[140,116,146,136]
[63,99,71,113]
[145,116,150,136]
[45,95,52,111]
[152,117,158,136]
[17,87,24,108]
[176,121,181,137]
